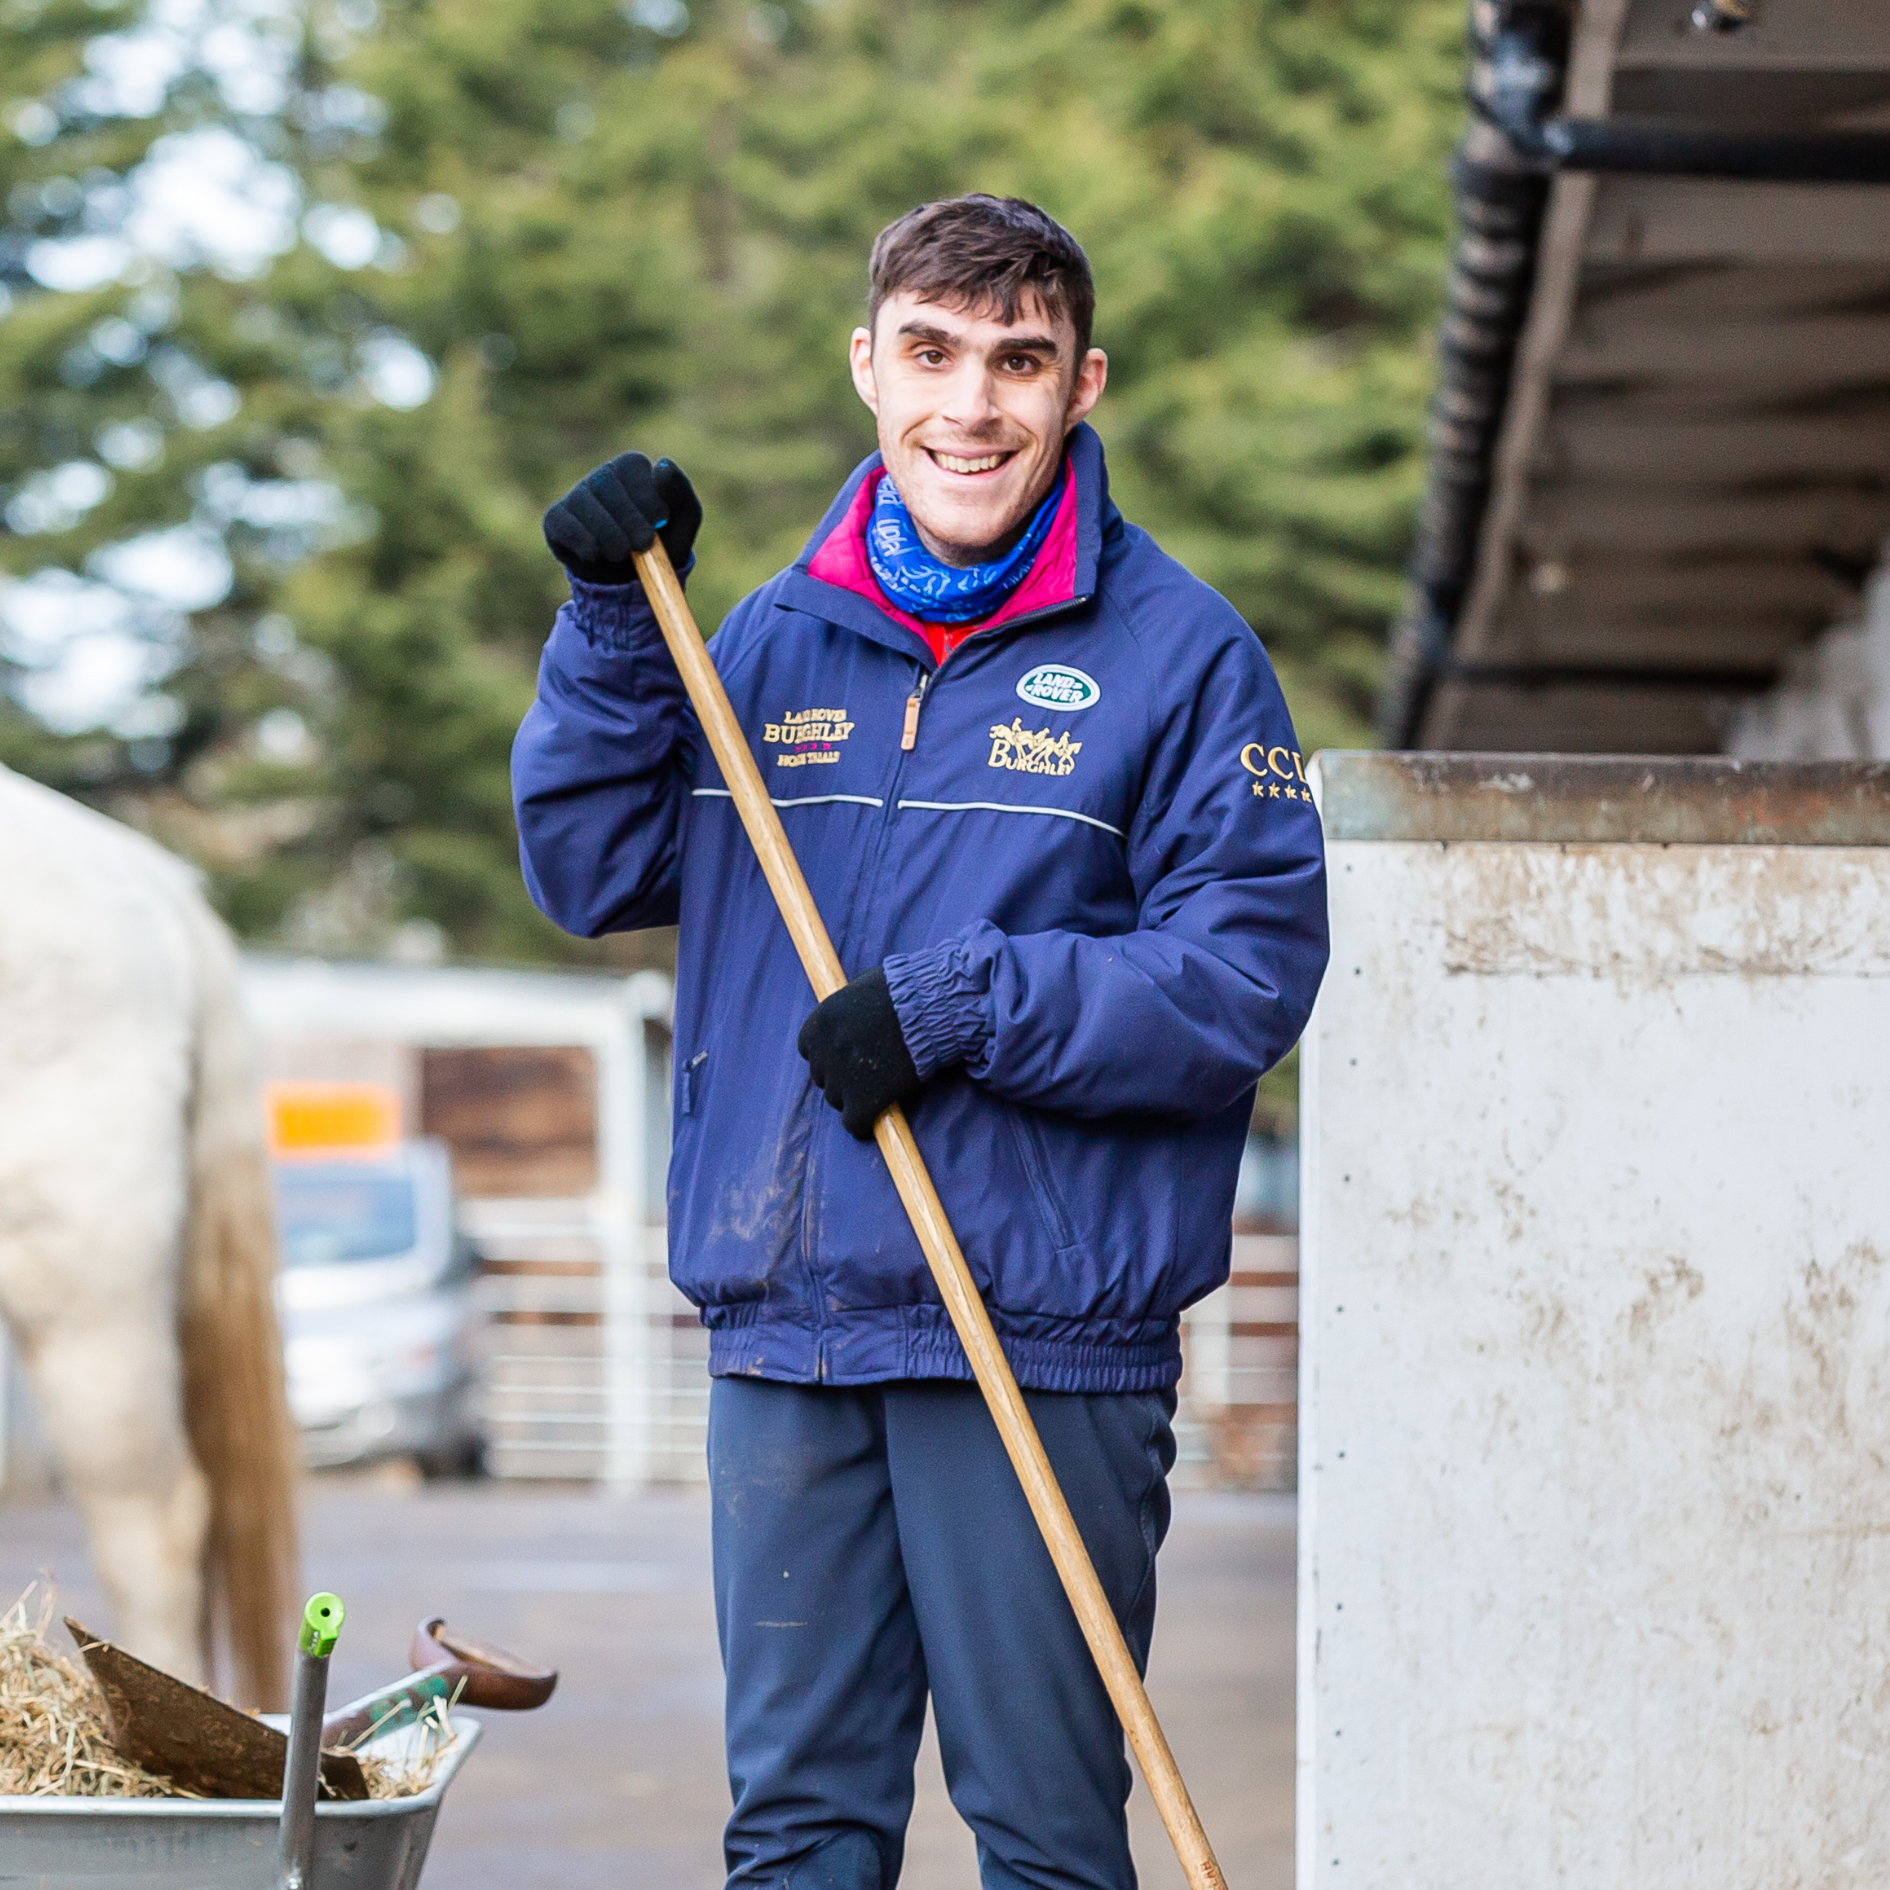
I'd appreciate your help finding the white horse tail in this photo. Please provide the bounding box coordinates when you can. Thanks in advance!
[175,897,299,1711]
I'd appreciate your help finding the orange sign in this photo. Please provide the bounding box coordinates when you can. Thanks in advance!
[267,1082,401,1158]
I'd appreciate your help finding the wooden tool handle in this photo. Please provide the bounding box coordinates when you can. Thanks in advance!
[633,540,1228,1890]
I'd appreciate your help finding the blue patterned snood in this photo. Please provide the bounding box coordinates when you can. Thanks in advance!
[864,470,1063,625]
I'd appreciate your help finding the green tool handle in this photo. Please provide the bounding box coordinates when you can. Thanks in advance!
[276,1593,344,1890]
[323,1665,455,1748]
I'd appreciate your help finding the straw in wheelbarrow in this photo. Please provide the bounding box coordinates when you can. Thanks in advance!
[0,1588,171,1797]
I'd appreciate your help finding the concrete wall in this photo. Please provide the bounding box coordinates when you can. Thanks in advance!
[1300,754,1890,1887]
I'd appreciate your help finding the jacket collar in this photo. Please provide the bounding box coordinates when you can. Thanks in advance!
[772,422,1115,665]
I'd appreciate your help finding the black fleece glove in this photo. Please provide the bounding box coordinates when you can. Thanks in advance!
[798,966,923,1141]
[542,452,702,584]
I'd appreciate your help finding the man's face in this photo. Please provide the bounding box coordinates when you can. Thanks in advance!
[849,291,1107,567]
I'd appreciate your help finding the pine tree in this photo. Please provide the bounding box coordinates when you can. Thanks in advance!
[2,0,1464,961]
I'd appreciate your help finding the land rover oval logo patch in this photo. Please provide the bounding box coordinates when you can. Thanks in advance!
[1016,664,1100,712]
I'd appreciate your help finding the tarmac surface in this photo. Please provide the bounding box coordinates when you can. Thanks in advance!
[0,1470,1293,1889]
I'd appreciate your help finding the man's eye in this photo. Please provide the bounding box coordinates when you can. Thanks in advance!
[1003,355,1041,374]
[917,349,947,366]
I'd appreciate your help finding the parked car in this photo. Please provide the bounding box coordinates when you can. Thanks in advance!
[272,1137,484,1475]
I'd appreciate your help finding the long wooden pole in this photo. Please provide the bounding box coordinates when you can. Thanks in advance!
[633,540,1228,1890]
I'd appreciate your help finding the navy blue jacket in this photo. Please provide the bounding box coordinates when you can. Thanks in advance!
[513,425,1328,1392]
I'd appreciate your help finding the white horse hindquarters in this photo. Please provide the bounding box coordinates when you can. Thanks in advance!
[0,773,211,1680]
[24,1311,210,1678]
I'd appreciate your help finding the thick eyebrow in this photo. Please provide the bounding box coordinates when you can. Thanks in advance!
[895,320,1063,362]
[986,332,1061,360]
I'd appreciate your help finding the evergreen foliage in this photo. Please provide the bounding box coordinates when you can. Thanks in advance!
[1,0,1464,961]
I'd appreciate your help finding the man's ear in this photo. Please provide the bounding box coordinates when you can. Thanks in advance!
[848,327,880,416]
[1063,347,1108,432]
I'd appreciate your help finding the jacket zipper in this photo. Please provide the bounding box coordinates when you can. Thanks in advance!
[900,673,928,751]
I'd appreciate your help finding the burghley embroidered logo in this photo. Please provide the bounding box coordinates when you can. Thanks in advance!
[1016,664,1100,712]
[1240,743,1311,802]
[989,718,1081,777]
[765,706,854,768]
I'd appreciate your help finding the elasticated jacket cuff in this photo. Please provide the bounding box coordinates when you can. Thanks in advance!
[883,932,995,1081]
[567,555,693,652]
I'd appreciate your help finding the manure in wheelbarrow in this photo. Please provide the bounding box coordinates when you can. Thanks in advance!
[0,1585,453,1800]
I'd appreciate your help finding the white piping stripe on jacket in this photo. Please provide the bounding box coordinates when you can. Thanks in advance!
[896,798,1125,839]
[691,788,886,809]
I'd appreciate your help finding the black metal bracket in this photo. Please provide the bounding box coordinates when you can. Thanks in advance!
[1477,15,1890,183]
[1514,117,1890,184]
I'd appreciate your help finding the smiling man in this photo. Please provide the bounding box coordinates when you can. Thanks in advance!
[848,234,1106,586]
[514,195,1328,1890]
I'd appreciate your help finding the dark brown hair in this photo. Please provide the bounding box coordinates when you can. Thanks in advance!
[868,194,1096,361]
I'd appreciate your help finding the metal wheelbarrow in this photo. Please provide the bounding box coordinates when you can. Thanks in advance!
[0,1595,513,1890]
[0,1720,481,1890]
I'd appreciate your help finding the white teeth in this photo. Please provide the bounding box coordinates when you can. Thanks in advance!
[935,452,1007,474]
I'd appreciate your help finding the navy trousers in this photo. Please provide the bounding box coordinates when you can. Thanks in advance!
[707,1376,1176,1890]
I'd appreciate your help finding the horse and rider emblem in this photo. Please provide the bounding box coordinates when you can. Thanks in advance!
[987,718,1082,778]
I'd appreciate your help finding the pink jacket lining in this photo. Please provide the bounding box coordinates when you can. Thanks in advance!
[805,461,1080,664]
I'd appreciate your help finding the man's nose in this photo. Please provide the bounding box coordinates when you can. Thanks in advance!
[939,361,1002,434]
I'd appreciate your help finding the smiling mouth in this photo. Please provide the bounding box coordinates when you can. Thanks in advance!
[927,448,1015,476]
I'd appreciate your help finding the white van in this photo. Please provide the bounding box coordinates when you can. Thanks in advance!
[272,1138,483,1474]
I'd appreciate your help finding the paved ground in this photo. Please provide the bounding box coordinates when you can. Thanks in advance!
[0,1472,1293,1889]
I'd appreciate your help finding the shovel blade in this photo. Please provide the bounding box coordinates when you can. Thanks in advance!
[66,1619,368,1802]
